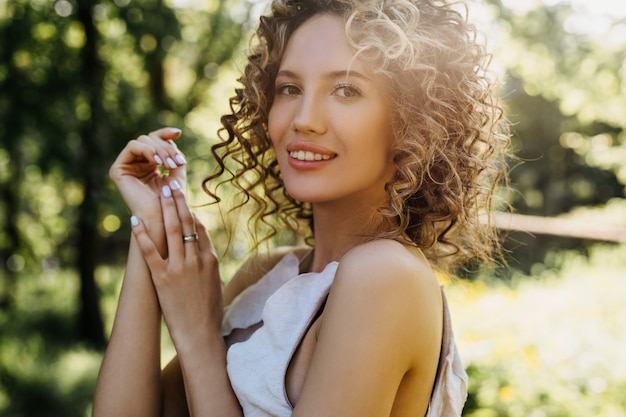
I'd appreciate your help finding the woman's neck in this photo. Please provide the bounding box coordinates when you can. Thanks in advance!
[308,201,388,272]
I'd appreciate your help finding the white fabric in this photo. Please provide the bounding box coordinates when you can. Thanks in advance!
[425,293,468,417]
[222,252,468,416]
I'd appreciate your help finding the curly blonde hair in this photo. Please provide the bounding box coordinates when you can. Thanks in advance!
[204,0,510,269]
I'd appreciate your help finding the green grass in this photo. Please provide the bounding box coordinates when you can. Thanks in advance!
[0,243,624,416]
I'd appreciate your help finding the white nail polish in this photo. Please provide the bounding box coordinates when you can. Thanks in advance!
[166,157,177,169]
[154,155,163,165]
[130,215,139,227]
[175,154,186,165]
[169,180,180,190]
[162,185,172,197]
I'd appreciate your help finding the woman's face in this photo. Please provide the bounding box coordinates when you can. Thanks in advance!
[268,13,395,208]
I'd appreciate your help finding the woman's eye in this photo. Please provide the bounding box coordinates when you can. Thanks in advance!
[277,84,301,95]
[335,84,361,99]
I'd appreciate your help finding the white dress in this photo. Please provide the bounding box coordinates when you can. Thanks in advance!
[222,252,467,417]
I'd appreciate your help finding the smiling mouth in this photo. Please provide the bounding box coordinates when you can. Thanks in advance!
[289,150,336,161]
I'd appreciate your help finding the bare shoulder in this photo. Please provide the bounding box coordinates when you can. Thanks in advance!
[338,239,441,298]
[330,239,443,365]
[223,246,311,305]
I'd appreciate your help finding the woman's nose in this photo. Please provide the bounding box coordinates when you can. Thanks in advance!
[291,93,327,135]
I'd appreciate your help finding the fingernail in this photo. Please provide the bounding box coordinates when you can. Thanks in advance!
[130,215,139,227]
[154,155,163,165]
[169,179,180,190]
[162,185,172,197]
[169,127,182,134]
[175,154,186,165]
[166,157,177,169]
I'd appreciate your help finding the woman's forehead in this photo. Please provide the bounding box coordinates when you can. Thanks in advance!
[280,14,375,76]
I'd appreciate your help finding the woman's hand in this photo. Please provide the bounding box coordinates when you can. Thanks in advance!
[109,127,187,221]
[130,180,225,351]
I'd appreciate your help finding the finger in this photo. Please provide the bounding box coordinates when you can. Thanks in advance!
[136,133,183,170]
[169,179,195,230]
[169,180,199,255]
[109,139,161,182]
[193,213,216,258]
[160,184,185,261]
[130,215,165,269]
[191,213,219,280]
[148,136,184,170]
[150,126,182,141]
[149,127,187,169]
[148,127,186,170]
[116,139,161,166]
[167,164,188,195]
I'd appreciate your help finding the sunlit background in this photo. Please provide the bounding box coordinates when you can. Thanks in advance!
[0,0,625,415]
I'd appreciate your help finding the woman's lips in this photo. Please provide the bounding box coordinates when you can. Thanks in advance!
[285,142,337,169]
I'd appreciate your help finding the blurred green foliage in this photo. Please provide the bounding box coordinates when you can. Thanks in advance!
[0,0,253,347]
[0,0,625,415]
[450,243,626,417]
[481,0,626,273]
[0,268,101,416]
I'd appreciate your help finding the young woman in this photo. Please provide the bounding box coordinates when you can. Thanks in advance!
[93,0,509,416]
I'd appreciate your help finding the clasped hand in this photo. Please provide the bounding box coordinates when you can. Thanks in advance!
[110,127,224,351]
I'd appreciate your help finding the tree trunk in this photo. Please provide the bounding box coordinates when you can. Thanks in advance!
[76,190,105,348]
[75,0,106,348]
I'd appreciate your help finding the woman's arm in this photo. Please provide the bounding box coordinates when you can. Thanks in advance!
[92,235,164,417]
[93,128,190,417]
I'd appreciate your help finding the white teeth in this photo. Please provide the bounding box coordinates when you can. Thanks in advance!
[289,150,333,161]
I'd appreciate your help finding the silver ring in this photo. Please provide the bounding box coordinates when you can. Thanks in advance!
[182,233,199,243]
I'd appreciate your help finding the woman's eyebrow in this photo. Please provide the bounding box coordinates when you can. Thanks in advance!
[275,69,299,79]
